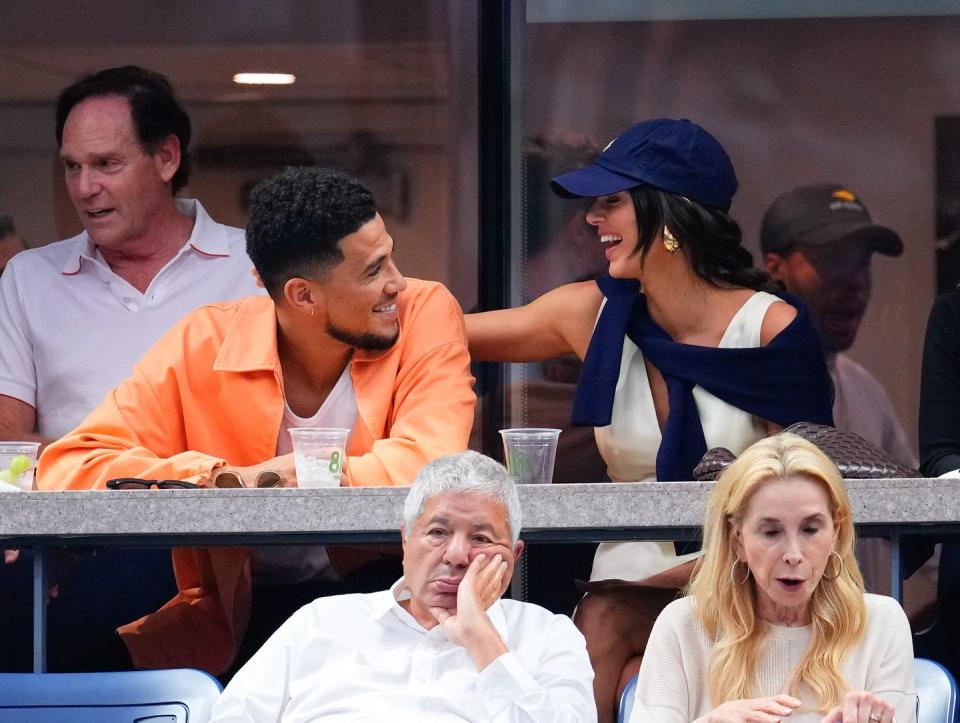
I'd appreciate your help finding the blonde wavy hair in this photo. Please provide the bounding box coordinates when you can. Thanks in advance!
[688,433,866,711]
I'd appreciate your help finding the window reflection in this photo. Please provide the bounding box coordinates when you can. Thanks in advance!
[0,0,477,307]
[521,9,958,460]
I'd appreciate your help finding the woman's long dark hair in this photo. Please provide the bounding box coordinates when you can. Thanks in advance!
[628,186,779,293]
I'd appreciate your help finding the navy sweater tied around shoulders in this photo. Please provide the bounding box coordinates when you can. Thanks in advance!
[571,276,835,482]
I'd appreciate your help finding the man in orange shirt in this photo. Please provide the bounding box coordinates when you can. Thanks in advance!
[39,167,476,675]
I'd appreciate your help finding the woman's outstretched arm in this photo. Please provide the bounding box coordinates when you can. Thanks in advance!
[466,280,603,362]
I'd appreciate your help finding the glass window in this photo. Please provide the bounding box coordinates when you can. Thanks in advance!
[517,1,960,470]
[0,0,478,307]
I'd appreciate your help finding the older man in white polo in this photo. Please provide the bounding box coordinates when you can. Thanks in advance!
[210,450,596,722]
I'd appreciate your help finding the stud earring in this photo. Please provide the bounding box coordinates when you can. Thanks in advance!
[663,227,680,254]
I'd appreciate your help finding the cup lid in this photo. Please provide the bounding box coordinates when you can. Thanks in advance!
[499,428,562,436]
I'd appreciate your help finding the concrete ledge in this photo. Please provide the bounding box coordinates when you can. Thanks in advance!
[0,478,954,543]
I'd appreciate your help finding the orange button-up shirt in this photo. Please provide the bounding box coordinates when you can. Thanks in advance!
[38,278,475,674]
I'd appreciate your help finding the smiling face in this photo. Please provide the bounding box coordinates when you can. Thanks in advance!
[765,238,873,353]
[400,491,522,629]
[733,475,837,626]
[314,213,407,351]
[585,191,648,278]
[59,95,179,251]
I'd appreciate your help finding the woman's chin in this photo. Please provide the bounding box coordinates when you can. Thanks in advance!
[606,258,643,281]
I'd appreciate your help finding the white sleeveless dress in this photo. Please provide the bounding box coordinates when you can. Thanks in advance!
[590,291,781,581]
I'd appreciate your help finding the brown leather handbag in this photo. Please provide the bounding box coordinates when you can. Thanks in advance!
[692,422,920,480]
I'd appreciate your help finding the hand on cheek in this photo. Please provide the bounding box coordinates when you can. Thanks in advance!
[473,550,510,611]
[429,553,510,671]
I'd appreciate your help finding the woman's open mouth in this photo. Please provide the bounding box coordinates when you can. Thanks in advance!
[601,234,622,259]
[777,578,804,592]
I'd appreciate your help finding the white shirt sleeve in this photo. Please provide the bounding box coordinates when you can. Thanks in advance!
[208,611,304,723]
[477,614,597,722]
[0,260,37,406]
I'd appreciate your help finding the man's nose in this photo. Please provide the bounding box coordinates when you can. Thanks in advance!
[384,261,406,295]
[844,268,871,295]
[74,168,100,199]
[829,258,871,288]
[442,533,470,567]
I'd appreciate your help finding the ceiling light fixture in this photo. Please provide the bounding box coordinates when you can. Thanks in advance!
[232,73,296,85]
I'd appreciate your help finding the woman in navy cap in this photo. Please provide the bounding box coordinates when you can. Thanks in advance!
[467,118,834,723]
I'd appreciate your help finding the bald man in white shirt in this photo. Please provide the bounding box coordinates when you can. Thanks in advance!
[210,451,596,723]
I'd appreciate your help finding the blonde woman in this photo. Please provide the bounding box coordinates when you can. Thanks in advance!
[629,434,916,723]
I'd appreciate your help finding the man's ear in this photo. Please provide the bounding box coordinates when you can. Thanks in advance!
[763,251,786,280]
[513,540,524,561]
[153,135,182,186]
[282,277,318,314]
[400,524,407,557]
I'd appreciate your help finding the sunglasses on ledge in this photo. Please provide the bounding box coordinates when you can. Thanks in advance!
[106,478,199,490]
[212,471,283,489]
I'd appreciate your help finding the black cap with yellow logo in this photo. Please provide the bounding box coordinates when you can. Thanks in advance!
[760,183,902,256]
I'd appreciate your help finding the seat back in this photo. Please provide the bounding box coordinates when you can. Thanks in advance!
[617,674,637,723]
[916,657,959,723]
[0,668,222,723]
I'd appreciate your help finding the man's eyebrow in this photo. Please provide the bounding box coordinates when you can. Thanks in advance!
[363,254,387,274]
[362,237,396,274]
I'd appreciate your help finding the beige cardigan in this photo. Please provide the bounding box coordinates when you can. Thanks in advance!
[630,593,917,722]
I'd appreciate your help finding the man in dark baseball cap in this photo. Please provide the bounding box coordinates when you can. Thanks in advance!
[762,183,901,256]
[762,182,914,468]
[762,183,902,352]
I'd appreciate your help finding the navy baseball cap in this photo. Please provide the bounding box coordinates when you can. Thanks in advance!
[549,118,738,211]
[760,183,902,256]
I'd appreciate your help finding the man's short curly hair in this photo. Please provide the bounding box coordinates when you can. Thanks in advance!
[246,167,377,298]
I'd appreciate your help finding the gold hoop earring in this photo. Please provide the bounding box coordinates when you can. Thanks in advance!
[731,558,750,585]
[663,227,680,254]
[822,550,843,581]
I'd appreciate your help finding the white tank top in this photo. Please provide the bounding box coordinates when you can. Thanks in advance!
[250,363,359,586]
[277,363,358,455]
[591,291,782,581]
